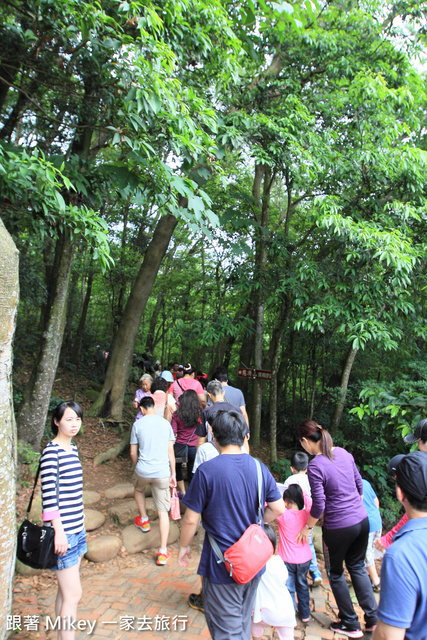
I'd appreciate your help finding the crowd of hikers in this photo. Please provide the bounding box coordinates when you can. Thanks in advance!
[39,363,427,640]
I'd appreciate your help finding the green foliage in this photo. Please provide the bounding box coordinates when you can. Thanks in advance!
[349,377,427,442]
[333,410,403,528]
[17,442,40,476]
[346,370,427,525]
[5,0,427,456]
[0,144,113,270]
[269,457,292,482]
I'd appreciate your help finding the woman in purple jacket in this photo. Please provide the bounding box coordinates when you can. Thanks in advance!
[295,420,377,639]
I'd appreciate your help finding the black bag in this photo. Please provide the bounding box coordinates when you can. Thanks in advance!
[16,459,59,570]
[17,519,57,569]
[174,442,188,464]
[174,426,198,464]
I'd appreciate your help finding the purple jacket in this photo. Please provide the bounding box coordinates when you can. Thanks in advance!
[308,447,367,529]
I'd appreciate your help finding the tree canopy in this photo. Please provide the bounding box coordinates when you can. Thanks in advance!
[2,0,427,464]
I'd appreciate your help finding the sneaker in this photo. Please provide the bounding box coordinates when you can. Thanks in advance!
[188,592,204,612]
[134,515,151,532]
[156,549,170,565]
[312,571,323,587]
[301,617,310,623]
[365,624,378,632]
[330,621,363,638]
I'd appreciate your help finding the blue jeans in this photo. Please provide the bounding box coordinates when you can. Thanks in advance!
[308,532,320,576]
[284,559,311,620]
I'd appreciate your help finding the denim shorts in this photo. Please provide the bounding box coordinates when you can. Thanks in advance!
[52,528,87,571]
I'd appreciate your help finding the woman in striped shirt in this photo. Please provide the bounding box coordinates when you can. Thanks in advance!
[40,401,86,640]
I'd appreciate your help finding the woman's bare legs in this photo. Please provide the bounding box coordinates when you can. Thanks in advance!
[55,557,83,640]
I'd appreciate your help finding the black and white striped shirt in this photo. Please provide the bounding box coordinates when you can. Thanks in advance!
[40,442,84,534]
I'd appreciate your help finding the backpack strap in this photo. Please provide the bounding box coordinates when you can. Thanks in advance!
[27,452,60,518]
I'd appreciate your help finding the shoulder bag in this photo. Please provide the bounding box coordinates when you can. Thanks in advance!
[174,426,197,464]
[17,456,59,570]
[208,458,273,584]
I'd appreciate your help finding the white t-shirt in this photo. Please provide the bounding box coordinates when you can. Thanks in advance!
[130,415,175,478]
[192,442,219,474]
[252,555,296,627]
[282,472,311,496]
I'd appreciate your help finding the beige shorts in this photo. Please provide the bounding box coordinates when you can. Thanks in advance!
[132,473,171,513]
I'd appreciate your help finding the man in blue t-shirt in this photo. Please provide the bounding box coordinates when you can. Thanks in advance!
[178,410,284,640]
[373,451,427,640]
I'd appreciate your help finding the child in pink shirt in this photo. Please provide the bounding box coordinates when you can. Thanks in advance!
[277,484,312,623]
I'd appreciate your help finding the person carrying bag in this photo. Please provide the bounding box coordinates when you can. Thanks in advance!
[17,459,58,570]
[207,459,274,584]
[171,390,201,497]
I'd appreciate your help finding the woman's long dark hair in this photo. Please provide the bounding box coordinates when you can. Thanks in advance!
[51,401,83,435]
[296,419,334,460]
[176,389,201,429]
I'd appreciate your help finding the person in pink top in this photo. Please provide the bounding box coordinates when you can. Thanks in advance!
[171,363,207,408]
[277,484,312,623]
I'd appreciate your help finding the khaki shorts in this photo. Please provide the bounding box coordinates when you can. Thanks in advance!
[132,473,171,513]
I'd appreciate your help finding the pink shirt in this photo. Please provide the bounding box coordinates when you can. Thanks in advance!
[277,492,312,564]
[171,377,205,402]
[380,513,408,549]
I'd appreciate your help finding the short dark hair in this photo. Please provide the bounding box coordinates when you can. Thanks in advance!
[51,401,83,436]
[283,484,304,510]
[397,487,427,512]
[210,410,246,447]
[291,452,309,471]
[151,377,168,393]
[213,366,228,383]
[140,396,154,410]
[263,523,277,552]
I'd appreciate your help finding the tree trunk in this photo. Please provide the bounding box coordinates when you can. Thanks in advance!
[268,302,291,464]
[88,213,178,420]
[330,347,358,432]
[145,292,165,355]
[237,303,256,401]
[269,328,282,464]
[60,266,79,365]
[251,164,271,446]
[210,302,251,375]
[0,220,19,640]
[17,231,74,448]
[309,346,318,420]
[115,203,129,331]
[72,269,94,365]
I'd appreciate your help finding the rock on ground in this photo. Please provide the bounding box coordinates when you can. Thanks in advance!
[108,498,158,525]
[85,535,122,563]
[122,521,179,554]
[84,509,106,531]
[83,490,101,505]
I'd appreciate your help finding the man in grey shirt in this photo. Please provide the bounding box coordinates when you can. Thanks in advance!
[130,396,176,565]
[212,366,249,427]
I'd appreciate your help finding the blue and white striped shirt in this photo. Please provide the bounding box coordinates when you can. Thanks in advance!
[40,442,84,534]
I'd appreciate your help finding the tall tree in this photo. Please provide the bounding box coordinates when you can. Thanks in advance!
[0,220,19,640]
